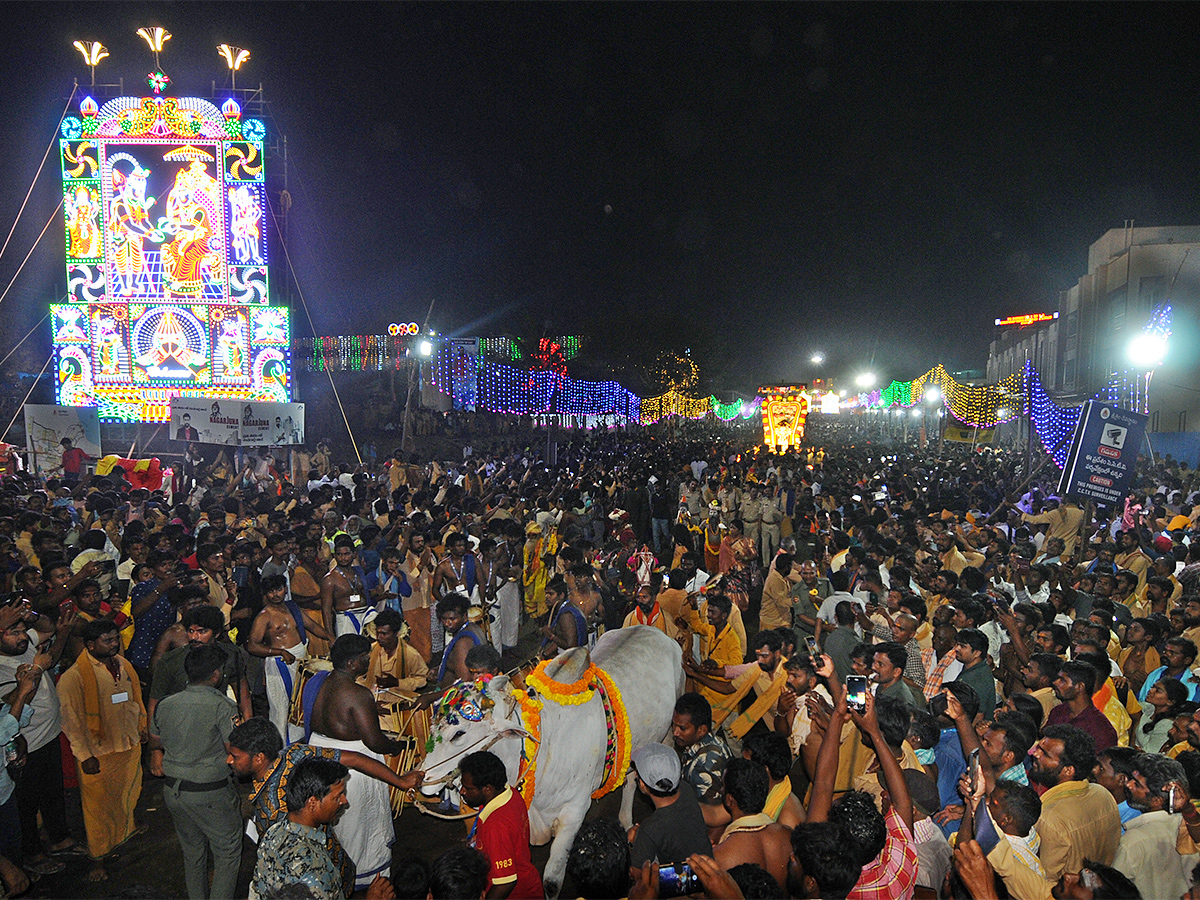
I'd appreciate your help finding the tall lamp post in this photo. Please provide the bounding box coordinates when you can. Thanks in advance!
[1127,332,1168,459]
[217,44,251,91]
[72,41,108,86]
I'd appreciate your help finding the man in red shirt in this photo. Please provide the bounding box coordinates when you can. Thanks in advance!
[458,750,543,900]
[59,438,90,484]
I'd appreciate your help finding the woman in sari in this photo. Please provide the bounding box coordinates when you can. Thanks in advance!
[719,518,757,612]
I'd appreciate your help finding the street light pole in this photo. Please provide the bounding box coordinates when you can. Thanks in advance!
[400,297,437,453]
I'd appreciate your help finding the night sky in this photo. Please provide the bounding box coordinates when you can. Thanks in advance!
[0,2,1197,395]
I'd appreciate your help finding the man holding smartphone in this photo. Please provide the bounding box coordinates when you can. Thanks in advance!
[628,743,712,869]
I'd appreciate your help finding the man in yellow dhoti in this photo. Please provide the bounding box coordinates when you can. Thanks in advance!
[57,619,147,881]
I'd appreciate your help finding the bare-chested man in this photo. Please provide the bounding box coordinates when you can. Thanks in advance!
[431,532,479,602]
[712,758,793,892]
[308,634,410,890]
[435,593,485,688]
[321,537,374,638]
[248,573,333,743]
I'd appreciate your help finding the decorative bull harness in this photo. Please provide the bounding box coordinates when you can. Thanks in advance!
[412,659,632,818]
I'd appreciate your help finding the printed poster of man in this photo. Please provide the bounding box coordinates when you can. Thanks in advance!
[239,402,304,446]
[169,397,240,445]
[170,398,303,446]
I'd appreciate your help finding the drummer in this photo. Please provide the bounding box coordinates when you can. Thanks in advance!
[361,609,429,695]
[247,574,333,744]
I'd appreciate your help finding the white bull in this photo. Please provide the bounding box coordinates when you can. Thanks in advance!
[419,625,684,897]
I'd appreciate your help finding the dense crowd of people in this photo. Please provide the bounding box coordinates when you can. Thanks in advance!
[2,418,1200,898]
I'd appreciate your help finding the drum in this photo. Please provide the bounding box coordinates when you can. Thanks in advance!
[378,691,433,757]
[467,604,492,646]
[379,693,433,816]
[288,657,332,728]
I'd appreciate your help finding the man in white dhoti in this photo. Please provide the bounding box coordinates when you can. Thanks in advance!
[247,575,333,745]
[306,635,411,888]
[321,538,378,638]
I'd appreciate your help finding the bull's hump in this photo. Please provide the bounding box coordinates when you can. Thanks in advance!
[542,646,592,684]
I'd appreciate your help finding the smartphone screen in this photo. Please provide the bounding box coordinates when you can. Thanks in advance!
[846,675,868,713]
[968,748,980,786]
[658,864,699,898]
[805,636,820,659]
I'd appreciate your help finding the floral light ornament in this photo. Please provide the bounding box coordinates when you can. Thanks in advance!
[136,26,171,67]
[72,41,108,86]
[146,71,171,94]
[217,44,251,91]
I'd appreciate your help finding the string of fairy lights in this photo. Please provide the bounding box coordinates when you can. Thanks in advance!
[295,306,1171,452]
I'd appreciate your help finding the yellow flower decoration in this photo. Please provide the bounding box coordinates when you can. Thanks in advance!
[526,659,596,705]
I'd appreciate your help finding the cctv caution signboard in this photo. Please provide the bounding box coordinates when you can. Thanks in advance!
[1057,400,1147,505]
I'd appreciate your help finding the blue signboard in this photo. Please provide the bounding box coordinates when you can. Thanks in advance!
[1057,400,1147,506]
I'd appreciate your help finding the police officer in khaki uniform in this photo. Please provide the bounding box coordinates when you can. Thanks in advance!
[740,486,762,557]
[150,645,244,900]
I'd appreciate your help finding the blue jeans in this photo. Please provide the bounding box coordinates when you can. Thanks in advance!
[652,518,671,556]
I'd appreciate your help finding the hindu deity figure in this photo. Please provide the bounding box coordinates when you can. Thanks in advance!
[162,207,219,296]
[65,185,101,259]
[161,157,222,296]
[228,185,263,264]
[216,316,245,378]
[94,314,125,377]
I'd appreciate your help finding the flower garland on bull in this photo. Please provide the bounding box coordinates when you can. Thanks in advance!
[517,659,631,804]
[424,665,632,808]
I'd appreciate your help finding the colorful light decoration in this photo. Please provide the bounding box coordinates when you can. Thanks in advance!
[639,388,711,424]
[422,341,764,424]
[478,335,582,364]
[994,312,1059,327]
[146,71,171,94]
[297,333,422,372]
[52,82,285,421]
[217,44,250,91]
[839,304,1172,468]
[712,397,743,420]
[759,387,809,450]
[136,26,171,68]
[72,41,109,86]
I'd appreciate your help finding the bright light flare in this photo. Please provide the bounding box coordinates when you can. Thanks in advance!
[810,353,824,365]
[418,340,433,357]
[855,372,876,388]
[925,386,940,403]
[1127,333,1168,367]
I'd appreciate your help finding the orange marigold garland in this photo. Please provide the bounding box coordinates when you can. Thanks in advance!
[590,666,631,800]
[512,659,632,805]
[525,660,596,705]
[513,689,543,805]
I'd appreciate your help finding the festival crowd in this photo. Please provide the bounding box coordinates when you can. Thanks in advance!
[3,420,1200,899]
